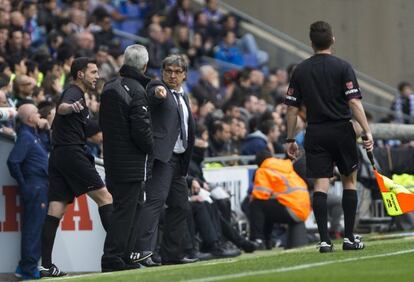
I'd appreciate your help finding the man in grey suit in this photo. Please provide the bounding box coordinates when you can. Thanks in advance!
[133,54,197,265]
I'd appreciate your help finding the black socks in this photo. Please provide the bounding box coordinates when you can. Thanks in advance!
[41,215,61,268]
[98,204,113,232]
[342,189,358,241]
[41,204,113,268]
[313,192,330,244]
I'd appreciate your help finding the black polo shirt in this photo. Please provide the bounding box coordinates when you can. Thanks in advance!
[52,84,89,146]
[284,54,362,124]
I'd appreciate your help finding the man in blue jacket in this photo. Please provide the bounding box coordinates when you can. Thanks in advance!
[214,31,244,66]
[7,104,49,280]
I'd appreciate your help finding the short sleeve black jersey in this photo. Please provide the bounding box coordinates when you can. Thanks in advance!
[51,84,89,146]
[284,54,362,124]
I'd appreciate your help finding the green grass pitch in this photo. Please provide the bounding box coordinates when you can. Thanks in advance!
[42,234,414,282]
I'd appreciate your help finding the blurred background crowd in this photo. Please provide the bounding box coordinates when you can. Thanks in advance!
[1,0,413,155]
[1,0,414,256]
[0,0,301,164]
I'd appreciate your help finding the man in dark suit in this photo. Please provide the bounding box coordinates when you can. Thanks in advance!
[133,54,197,265]
[100,44,154,272]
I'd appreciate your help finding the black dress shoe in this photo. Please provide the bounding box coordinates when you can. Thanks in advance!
[240,240,256,253]
[102,263,141,272]
[140,257,162,267]
[209,241,242,258]
[185,250,214,261]
[162,256,200,265]
[102,257,141,272]
[102,257,123,272]
[252,239,266,250]
[192,251,214,261]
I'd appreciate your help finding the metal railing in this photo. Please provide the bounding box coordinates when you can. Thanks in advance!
[190,0,404,121]
[363,102,414,123]
[216,0,398,101]
[113,28,149,45]
[0,131,14,141]
[110,0,399,120]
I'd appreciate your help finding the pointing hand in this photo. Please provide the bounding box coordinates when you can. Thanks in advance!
[154,86,167,99]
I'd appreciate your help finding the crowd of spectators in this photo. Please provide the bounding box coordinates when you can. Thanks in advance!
[1,0,414,263]
[0,0,295,262]
[0,0,288,161]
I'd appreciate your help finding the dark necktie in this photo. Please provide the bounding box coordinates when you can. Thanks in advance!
[173,91,187,149]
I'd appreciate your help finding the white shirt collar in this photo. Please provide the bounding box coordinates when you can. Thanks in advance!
[172,87,184,95]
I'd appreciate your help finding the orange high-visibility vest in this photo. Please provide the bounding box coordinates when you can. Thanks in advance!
[252,158,311,222]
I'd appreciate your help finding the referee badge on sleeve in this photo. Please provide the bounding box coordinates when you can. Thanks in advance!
[345,81,359,96]
[346,81,354,89]
[286,88,297,101]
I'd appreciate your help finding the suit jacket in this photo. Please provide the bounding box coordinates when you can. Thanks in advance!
[147,80,195,175]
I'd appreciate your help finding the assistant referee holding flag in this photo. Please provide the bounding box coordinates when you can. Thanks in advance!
[40,57,113,276]
[285,21,373,253]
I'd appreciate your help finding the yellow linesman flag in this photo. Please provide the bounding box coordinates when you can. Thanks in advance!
[374,170,414,216]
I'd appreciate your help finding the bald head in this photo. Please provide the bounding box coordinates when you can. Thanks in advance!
[14,75,33,85]
[148,23,163,42]
[199,65,218,86]
[14,75,35,97]
[10,11,25,28]
[76,31,94,50]
[200,65,218,78]
[18,103,38,126]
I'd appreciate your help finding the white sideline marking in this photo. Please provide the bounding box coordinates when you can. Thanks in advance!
[186,249,414,282]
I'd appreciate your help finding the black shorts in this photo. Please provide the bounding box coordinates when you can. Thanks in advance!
[304,120,358,178]
[48,145,105,203]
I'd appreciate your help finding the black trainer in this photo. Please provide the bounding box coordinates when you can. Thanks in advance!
[39,264,67,277]
[343,237,364,251]
[317,241,334,253]
[128,251,153,263]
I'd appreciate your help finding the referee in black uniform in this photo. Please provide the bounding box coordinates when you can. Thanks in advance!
[40,57,113,276]
[285,21,373,253]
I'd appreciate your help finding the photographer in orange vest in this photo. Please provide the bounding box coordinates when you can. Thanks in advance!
[249,150,311,249]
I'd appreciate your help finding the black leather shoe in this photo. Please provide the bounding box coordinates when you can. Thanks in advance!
[185,250,215,261]
[124,262,142,270]
[210,246,241,258]
[140,257,162,267]
[102,257,141,272]
[162,256,200,265]
[240,240,256,253]
[194,252,214,261]
[252,239,265,250]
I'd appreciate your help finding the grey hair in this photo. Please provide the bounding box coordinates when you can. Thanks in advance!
[199,65,215,78]
[18,103,37,124]
[162,54,188,73]
[123,44,149,71]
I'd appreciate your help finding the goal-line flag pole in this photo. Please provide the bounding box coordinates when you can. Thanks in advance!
[363,139,414,216]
